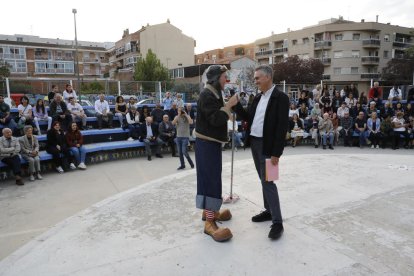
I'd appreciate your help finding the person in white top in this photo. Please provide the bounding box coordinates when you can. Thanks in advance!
[392,111,410,149]
[17,96,34,132]
[336,102,349,119]
[94,94,113,129]
[67,97,87,129]
[388,85,402,101]
[62,84,78,103]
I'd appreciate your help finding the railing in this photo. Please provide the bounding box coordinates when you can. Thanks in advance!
[314,41,332,49]
[392,41,413,48]
[83,58,100,63]
[274,48,288,54]
[255,50,273,56]
[361,56,380,63]
[35,69,74,74]
[0,53,26,59]
[320,57,331,64]
[362,39,381,47]
[361,73,380,79]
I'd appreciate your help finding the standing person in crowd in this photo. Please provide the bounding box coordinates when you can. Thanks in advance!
[67,97,87,130]
[368,82,383,106]
[367,112,381,149]
[349,83,359,98]
[340,111,354,147]
[185,103,196,135]
[332,91,342,113]
[49,94,72,131]
[62,84,77,103]
[194,65,238,242]
[66,122,87,169]
[46,121,75,173]
[234,65,289,240]
[114,95,128,127]
[17,96,34,133]
[140,116,163,161]
[318,113,334,150]
[33,99,52,133]
[158,114,177,157]
[354,111,367,148]
[388,85,402,102]
[150,103,165,125]
[125,106,141,141]
[48,84,59,104]
[392,111,410,149]
[173,107,194,169]
[0,128,24,185]
[0,95,17,133]
[174,93,184,108]
[94,94,113,129]
[162,91,173,111]
[19,125,42,181]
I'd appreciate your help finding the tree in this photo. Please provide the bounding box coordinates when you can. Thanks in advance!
[0,59,10,80]
[382,47,414,84]
[134,49,171,91]
[272,56,324,84]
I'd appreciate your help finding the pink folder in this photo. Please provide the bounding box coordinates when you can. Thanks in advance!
[265,159,279,181]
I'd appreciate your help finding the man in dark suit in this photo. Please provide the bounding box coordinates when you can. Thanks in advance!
[234,65,289,240]
[140,116,163,161]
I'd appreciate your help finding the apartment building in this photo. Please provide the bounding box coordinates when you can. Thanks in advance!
[254,17,413,91]
[195,43,255,65]
[109,20,195,80]
[0,34,113,80]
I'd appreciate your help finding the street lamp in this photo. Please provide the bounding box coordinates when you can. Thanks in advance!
[72,8,81,99]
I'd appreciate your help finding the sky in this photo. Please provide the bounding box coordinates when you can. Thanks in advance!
[0,0,413,54]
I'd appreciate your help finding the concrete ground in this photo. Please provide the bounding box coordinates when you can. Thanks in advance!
[0,146,413,275]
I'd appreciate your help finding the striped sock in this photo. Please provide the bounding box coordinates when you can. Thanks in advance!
[205,210,215,221]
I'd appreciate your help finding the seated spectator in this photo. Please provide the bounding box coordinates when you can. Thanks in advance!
[62,84,77,103]
[380,101,394,120]
[366,101,379,118]
[46,121,75,173]
[19,125,42,181]
[310,103,322,118]
[367,112,382,149]
[394,102,404,114]
[404,103,414,122]
[174,93,184,108]
[322,102,332,115]
[173,107,195,170]
[94,94,113,129]
[368,82,383,107]
[358,92,368,107]
[298,103,309,121]
[158,114,177,156]
[332,91,342,113]
[114,96,128,127]
[66,122,87,169]
[312,84,321,101]
[297,92,308,108]
[331,112,340,145]
[392,112,410,149]
[47,84,59,104]
[168,103,178,121]
[340,112,354,147]
[67,97,87,130]
[289,113,304,147]
[49,93,72,130]
[352,102,366,120]
[226,114,244,149]
[388,85,402,102]
[139,105,151,123]
[33,99,52,133]
[337,102,349,119]
[0,95,17,133]
[307,114,320,148]
[0,128,24,185]
[348,83,359,99]
[288,103,299,118]
[126,106,141,140]
[345,93,357,109]
[126,96,137,110]
[354,111,367,148]
[318,113,334,150]
[319,90,332,110]
[380,114,394,149]
[17,96,35,133]
[140,116,163,161]
[150,103,165,125]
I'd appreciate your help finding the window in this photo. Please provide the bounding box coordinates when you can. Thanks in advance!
[292,39,297,46]
[235,47,244,55]
[352,50,360,58]
[334,68,341,75]
[333,51,343,58]
[335,34,343,40]
[303,37,310,44]
[384,34,390,42]
[352,33,360,40]
[17,37,23,42]
[351,67,359,74]
[384,50,389,59]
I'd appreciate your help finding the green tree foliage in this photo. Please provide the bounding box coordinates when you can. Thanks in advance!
[134,49,171,91]
[0,59,10,80]
[382,47,414,84]
[272,56,324,84]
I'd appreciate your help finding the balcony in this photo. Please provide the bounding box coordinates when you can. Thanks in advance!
[361,73,380,79]
[35,68,74,74]
[322,74,331,80]
[393,41,413,49]
[314,41,332,49]
[34,55,48,60]
[362,39,380,48]
[319,57,331,65]
[83,58,100,63]
[361,56,380,65]
[255,50,273,56]
[273,47,288,55]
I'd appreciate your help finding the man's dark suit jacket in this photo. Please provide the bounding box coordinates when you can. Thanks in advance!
[139,123,159,141]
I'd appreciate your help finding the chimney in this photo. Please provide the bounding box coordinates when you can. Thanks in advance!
[361,19,365,23]
[376,15,379,23]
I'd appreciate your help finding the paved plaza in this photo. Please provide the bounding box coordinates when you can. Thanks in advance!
[0,148,413,275]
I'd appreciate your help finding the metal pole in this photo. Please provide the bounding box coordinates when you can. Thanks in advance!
[5,77,10,98]
[370,79,373,88]
[158,81,162,104]
[117,81,121,96]
[230,113,235,199]
[73,9,81,100]
[283,80,286,93]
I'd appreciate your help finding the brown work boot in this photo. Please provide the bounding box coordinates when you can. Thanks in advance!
[201,209,232,221]
[204,220,233,242]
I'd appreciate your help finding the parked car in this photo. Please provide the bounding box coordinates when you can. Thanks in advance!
[137,99,157,105]
[80,99,96,117]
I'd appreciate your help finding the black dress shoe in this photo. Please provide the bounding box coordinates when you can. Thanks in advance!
[155,154,163,158]
[147,156,152,161]
[251,210,272,222]
[177,166,185,170]
[268,223,284,240]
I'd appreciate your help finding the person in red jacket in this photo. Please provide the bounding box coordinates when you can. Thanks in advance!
[368,82,383,106]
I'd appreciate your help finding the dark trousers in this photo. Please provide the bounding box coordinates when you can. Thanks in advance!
[250,137,283,224]
[195,138,222,211]
[162,136,176,156]
[46,146,72,169]
[128,124,140,139]
[1,155,21,176]
[369,132,382,146]
[340,129,353,146]
[52,114,72,130]
[96,113,113,128]
[393,131,410,148]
